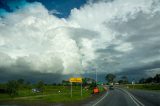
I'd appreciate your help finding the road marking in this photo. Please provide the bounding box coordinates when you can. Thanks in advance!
[92,91,109,106]
[130,93,145,106]
[123,90,140,106]
[119,88,145,106]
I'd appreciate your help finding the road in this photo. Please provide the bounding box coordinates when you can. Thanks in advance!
[91,88,160,106]
[129,89,160,106]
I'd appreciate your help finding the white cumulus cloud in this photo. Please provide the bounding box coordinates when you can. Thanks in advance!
[0,0,160,77]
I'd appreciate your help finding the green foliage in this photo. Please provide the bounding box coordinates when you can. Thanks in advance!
[82,78,87,86]
[0,85,92,103]
[105,73,116,83]
[23,81,31,89]
[118,76,129,84]
[82,78,95,86]
[139,74,160,84]
[36,80,44,92]
[96,85,104,92]
[89,82,97,89]
[127,84,160,90]
[62,80,70,86]
[154,74,160,83]
[17,79,24,85]
[6,80,19,97]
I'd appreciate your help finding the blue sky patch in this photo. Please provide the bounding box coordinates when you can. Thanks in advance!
[0,0,88,18]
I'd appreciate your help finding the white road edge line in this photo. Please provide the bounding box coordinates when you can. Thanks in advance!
[122,89,140,106]
[129,92,145,106]
[92,91,109,106]
[120,88,145,106]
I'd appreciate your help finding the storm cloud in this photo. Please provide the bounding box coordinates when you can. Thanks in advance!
[0,0,160,82]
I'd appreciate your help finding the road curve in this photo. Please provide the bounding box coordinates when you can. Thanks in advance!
[90,88,160,106]
[92,88,138,106]
[129,89,160,106]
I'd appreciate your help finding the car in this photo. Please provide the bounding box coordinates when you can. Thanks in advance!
[32,88,41,93]
[109,85,114,90]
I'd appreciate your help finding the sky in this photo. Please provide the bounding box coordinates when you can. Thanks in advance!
[0,0,160,83]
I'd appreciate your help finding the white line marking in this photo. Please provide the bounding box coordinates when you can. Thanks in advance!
[130,93,145,106]
[122,89,140,106]
[119,88,145,106]
[92,91,109,106]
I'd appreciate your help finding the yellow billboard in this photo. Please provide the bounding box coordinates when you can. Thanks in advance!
[69,77,82,83]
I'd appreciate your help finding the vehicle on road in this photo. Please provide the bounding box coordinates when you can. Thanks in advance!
[109,85,114,90]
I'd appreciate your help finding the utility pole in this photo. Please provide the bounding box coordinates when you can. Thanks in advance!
[92,67,97,85]
[96,68,97,84]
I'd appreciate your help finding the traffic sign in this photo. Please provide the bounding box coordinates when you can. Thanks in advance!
[69,77,82,83]
[69,77,83,97]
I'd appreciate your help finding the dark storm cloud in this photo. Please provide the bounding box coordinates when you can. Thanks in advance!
[96,44,123,57]
[119,61,160,75]
[0,66,67,83]
[116,61,160,81]
[0,52,65,83]
[93,10,160,77]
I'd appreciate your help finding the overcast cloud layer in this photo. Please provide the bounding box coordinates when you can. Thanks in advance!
[0,0,160,82]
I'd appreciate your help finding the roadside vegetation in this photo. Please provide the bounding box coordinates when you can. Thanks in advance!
[127,74,160,90]
[126,84,160,90]
[105,73,160,91]
[0,78,105,104]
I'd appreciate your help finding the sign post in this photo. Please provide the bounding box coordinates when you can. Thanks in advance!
[81,82,82,96]
[71,82,72,97]
[69,77,82,97]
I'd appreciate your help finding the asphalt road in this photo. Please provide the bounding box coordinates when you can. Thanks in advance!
[91,88,160,106]
[129,89,160,106]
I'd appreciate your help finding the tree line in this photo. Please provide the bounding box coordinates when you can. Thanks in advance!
[139,74,160,84]
[0,77,96,97]
[0,79,45,97]
[105,73,160,84]
[105,73,129,84]
[1,73,159,97]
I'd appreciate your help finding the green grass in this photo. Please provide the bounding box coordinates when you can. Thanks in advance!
[97,85,105,92]
[126,84,160,90]
[31,90,92,103]
[0,85,93,103]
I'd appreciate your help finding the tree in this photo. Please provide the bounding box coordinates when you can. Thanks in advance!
[17,79,24,85]
[17,79,25,88]
[90,82,97,89]
[105,73,116,83]
[145,77,153,83]
[6,80,19,97]
[139,78,146,84]
[26,81,30,85]
[118,80,123,84]
[121,76,129,84]
[138,74,160,84]
[25,81,31,89]
[62,80,70,86]
[153,74,160,83]
[36,80,44,92]
[52,83,57,86]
